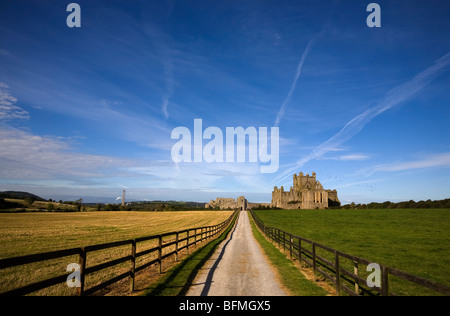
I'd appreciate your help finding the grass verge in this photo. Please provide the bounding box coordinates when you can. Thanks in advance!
[141,213,238,296]
[248,213,328,296]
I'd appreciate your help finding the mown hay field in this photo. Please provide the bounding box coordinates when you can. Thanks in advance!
[254,208,450,295]
[0,210,233,295]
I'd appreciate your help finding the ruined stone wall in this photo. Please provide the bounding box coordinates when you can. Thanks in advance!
[205,196,249,210]
[205,197,236,209]
[247,202,270,209]
[326,189,340,207]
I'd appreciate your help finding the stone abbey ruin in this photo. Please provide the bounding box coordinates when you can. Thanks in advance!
[206,172,340,210]
[271,172,340,209]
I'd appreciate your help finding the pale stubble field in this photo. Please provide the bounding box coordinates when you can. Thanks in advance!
[0,210,233,295]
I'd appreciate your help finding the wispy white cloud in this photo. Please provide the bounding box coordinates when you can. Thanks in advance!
[333,178,381,190]
[126,160,269,193]
[161,57,174,119]
[0,127,132,180]
[140,23,176,120]
[274,52,450,185]
[275,33,321,127]
[321,153,371,161]
[0,123,272,193]
[358,152,450,177]
[0,82,29,120]
[162,95,170,119]
[1,18,174,149]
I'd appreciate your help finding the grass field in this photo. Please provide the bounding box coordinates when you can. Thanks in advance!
[0,210,233,295]
[0,211,232,258]
[254,208,450,295]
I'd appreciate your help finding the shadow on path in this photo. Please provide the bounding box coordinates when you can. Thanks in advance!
[142,212,239,296]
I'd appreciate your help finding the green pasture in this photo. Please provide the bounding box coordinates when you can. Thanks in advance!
[253,208,450,295]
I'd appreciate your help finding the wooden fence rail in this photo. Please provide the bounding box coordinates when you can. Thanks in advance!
[0,211,237,296]
[249,210,450,296]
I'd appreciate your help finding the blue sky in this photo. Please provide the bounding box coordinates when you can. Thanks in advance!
[0,0,449,203]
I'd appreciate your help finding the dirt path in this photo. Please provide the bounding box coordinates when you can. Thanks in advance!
[186,211,287,296]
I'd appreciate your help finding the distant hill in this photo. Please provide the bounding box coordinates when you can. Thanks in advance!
[0,191,46,201]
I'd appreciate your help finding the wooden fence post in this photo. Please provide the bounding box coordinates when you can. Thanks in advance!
[77,247,86,296]
[289,235,293,259]
[194,229,197,247]
[158,235,162,274]
[130,239,136,292]
[186,230,190,255]
[312,242,316,280]
[298,238,302,264]
[175,232,179,262]
[335,251,340,296]
[354,261,360,295]
[381,266,390,296]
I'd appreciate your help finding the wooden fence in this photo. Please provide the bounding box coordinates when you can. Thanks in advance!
[0,211,237,296]
[249,210,450,296]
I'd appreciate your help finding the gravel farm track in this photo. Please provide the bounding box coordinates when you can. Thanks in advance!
[186,211,288,296]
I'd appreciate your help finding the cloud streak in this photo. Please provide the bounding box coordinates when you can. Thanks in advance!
[274,52,450,185]
[161,58,174,119]
[321,153,371,161]
[359,152,450,177]
[274,33,321,127]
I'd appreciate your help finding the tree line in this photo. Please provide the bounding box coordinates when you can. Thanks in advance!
[341,198,450,209]
[252,198,450,210]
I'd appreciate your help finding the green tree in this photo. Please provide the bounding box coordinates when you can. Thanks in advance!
[104,204,119,211]
[75,198,83,212]
[24,197,35,206]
